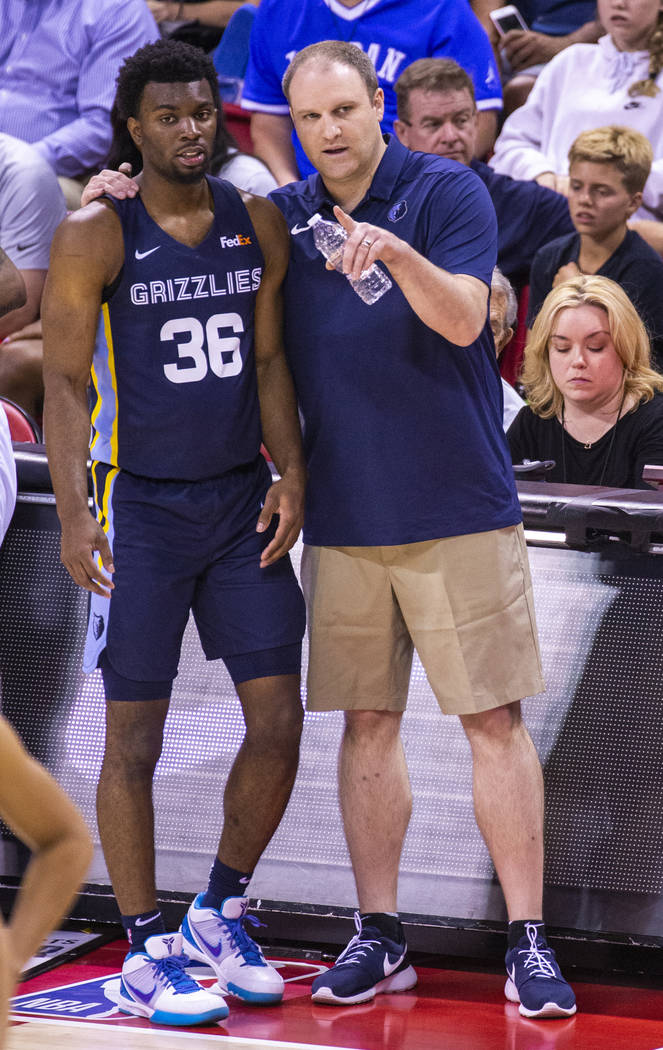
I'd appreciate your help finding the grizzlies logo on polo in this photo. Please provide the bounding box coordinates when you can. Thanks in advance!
[388,200,408,223]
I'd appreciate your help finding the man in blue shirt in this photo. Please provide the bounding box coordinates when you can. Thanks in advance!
[0,0,159,181]
[393,58,575,289]
[241,0,502,184]
[272,40,575,1018]
[83,39,576,1020]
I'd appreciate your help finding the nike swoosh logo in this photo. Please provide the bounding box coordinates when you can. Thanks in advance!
[383,948,406,978]
[123,979,157,1005]
[135,246,161,259]
[193,929,224,958]
[135,914,160,926]
[290,224,311,236]
[16,243,36,252]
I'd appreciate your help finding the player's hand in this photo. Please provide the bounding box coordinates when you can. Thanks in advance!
[501,29,566,70]
[553,261,581,287]
[332,205,402,282]
[81,164,137,207]
[60,513,114,596]
[256,472,305,567]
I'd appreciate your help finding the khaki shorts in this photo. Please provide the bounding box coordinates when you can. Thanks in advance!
[300,524,544,716]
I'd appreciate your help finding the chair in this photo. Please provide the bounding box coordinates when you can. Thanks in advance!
[0,397,42,443]
[223,103,254,155]
[499,284,529,388]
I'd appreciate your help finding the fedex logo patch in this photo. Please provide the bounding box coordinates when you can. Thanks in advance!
[220,233,252,248]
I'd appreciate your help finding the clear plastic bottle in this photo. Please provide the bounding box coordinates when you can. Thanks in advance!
[307,213,392,305]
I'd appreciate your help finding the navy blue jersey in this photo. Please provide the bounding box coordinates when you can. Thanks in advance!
[270,135,521,547]
[91,176,264,480]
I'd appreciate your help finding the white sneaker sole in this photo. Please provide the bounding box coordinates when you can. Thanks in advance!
[504,976,577,1018]
[117,992,229,1025]
[312,963,418,1006]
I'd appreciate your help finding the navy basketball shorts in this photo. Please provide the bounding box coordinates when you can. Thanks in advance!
[84,457,305,700]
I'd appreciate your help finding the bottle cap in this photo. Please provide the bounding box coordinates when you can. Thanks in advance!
[307,213,322,227]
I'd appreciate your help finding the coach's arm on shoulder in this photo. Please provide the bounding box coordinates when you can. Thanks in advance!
[42,204,122,596]
[243,192,306,566]
[334,206,488,346]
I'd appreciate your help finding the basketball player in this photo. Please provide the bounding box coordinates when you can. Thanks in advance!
[0,262,92,1045]
[42,40,306,1026]
[0,720,93,1048]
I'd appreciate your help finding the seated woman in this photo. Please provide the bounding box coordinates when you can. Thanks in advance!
[507,275,663,487]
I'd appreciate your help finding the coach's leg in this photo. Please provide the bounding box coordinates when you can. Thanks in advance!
[461,700,543,919]
[96,698,169,914]
[339,709,411,912]
[217,674,303,868]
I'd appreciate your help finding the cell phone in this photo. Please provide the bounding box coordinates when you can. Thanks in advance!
[489,4,529,35]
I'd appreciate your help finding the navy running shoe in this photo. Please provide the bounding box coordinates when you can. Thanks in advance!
[504,923,576,1018]
[118,932,229,1025]
[311,912,417,1006]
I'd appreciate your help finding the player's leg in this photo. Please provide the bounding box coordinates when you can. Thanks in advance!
[182,669,303,1004]
[89,469,228,1025]
[180,463,306,1004]
[301,545,418,1006]
[398,525,575,1019]
[220,672,303,870]
[95,692,169,920]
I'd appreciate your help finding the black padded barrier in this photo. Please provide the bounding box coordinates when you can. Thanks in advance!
[1,455,663,954]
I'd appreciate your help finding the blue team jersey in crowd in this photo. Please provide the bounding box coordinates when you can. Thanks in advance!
[91,176,264,480]
[270,135,521,547]
[243,0,502,178]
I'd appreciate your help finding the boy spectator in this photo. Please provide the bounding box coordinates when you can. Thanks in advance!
[527,126,663,369]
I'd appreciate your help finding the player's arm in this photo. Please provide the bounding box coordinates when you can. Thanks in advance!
[333,206,488,346]
[0,716,92,994]
[250,113,300,187]
[42,204,123,595]
[243,192,306,566]
[0,248,26,319]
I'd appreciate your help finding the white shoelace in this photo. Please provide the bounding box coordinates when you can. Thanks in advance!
[516,923,558,980]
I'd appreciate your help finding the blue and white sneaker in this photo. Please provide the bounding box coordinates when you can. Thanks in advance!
[311,912,417,1006]
[505,923,577,1018]
[118,931,229,1025]
[181,894,284,1004]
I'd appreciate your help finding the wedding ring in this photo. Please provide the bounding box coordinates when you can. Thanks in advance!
[361,237,373,247]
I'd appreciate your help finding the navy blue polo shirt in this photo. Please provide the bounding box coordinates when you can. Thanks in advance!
[270,135,522,547]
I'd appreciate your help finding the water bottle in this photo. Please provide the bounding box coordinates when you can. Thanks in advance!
[307,213,392,305]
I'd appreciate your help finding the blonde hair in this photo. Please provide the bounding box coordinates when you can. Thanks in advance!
[629,9,663,97]
[521,275,663,418]
[568,126,653,193]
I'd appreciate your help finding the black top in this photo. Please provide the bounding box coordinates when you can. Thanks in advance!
[527,230,663,370]
[507,393,663,488]
[471,160,574,288]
